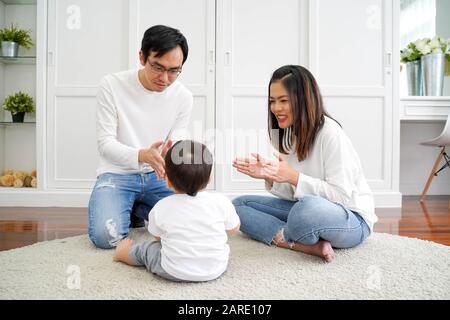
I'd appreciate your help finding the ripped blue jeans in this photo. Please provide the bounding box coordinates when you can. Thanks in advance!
[88,172,173,249]
[232,195,370,249]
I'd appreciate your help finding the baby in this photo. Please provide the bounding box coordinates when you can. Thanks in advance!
[113,140,240,282]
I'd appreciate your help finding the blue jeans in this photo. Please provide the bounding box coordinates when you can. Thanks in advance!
[88,172,173,249]
[232,195,370,249]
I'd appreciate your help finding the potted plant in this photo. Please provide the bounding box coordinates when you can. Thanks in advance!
[2,92,35,123]
[0,23,33,58]
[415,36,450,96]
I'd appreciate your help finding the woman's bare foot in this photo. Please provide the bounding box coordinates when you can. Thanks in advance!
[113,238,134,265]
[292,240,335,263]
[272,229,335,262]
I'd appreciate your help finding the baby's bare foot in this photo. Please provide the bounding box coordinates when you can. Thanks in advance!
[113,238,134,264]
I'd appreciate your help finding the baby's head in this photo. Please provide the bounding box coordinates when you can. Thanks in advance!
[164,140,213,196]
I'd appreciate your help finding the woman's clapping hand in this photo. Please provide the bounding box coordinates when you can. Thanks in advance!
[232,153,270,180]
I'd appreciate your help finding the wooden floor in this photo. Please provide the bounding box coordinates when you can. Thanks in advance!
[0,195,449,251]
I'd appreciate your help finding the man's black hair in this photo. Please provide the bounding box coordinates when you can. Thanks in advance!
[141,25,188,63]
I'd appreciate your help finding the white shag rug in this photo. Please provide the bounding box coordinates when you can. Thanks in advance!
[0,229,449,300]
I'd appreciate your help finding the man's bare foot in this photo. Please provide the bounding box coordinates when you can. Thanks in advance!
[113,238,134,265]
[272,229,335,262]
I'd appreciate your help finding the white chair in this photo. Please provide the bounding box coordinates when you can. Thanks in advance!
[420,113,450,208]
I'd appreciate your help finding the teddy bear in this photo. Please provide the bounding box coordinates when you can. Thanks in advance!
[0,170,37,188]
[0,174,14,187]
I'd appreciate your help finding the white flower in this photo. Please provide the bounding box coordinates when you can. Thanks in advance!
[401,48,412,59]
[428,36,442,51]
[400,36,450,63]
[415,38,431,55]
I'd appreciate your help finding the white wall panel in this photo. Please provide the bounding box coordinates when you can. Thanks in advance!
[231,0,300,87]
[312,0,384,87]
[53,0,128,86]
[52,97,98,183]
[324,97,385,183]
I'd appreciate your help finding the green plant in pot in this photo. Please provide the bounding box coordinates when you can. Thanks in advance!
[0,23,33,58]
[2,92,35,123]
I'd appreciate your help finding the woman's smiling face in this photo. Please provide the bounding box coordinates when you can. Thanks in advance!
[269,81,293,128]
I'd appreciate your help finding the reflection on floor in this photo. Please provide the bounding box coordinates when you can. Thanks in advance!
[374,196,450,246]
[0,195,449,251]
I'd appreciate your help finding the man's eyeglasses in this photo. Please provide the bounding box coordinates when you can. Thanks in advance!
[147,60,182,78]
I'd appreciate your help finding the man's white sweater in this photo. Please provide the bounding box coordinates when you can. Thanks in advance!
[96,69,193,176]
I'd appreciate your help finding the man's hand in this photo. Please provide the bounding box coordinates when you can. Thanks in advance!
[139,141,167,180]
[161,139,173,158]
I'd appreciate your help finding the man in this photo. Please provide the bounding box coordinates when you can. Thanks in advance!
[88,25,193,249]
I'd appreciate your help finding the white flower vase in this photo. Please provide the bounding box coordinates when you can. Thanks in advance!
[406,60,423,96]
[422,53,445,96]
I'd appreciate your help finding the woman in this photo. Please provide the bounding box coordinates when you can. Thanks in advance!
[232,65,377,262]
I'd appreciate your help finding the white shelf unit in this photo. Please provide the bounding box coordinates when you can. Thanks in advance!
[400,96,450,121]
[0,0,38,191]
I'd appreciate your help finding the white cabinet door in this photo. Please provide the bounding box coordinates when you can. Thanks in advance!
[216,0,306,192]
[129,0,216,188]
[309,0,399,202]
[47,0,129,188]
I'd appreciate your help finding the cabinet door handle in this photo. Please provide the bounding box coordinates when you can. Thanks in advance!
[209,50,215,65]
[386,52,392,67]
[225,51,231,66]
[48,52,54,67]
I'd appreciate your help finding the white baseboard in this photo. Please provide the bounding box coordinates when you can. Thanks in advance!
[372,191,403,207]
[0,189,91,207]
[0,189,403,208]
